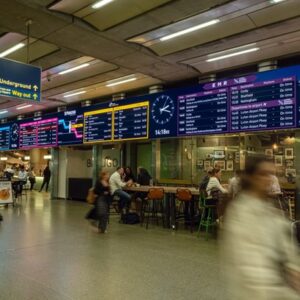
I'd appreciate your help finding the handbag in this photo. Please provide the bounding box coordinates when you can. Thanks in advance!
[86,188,96,204]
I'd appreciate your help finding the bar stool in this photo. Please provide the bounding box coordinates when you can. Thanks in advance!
[175,188,194,232]
[143,188,165,229]
[197,191,217,240]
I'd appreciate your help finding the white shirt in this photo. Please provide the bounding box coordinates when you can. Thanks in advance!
[228,176,240,198]
[206,177,227,197]
[269,175,281,194]
[223,193,300,300]
[109,171,126,195]
[18,170,27,181]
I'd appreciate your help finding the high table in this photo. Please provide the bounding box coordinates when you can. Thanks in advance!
[125,185,200,229]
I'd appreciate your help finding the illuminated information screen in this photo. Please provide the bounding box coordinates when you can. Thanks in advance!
[84,108,112,143]
[230,76,296,131]
[114,102,149,141]
[19,117,58,149]
[0,125,10,150]
[178,88,228,135]
[58,110,84,145]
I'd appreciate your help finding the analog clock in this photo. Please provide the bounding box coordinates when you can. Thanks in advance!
[11,123,19,142]
[151,95,175,125]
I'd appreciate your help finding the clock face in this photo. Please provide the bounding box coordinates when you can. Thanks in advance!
[151,95,175,125]
[11,123,19,142]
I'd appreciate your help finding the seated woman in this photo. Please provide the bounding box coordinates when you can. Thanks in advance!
[206,168,227,205]
[124,167,136,183]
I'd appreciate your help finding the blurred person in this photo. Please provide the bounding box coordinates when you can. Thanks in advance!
[39,164,51,192]
[109,167,133,214]
[4,165,14,180]
[269,170,281,195]
[222,157,300,299]
[28,167,36,191]
[124,166,136,183]
[199,167,213,191]
[228,169,242,199]
[86,171,111,233]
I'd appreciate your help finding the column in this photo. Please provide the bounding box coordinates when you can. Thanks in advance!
[92,144,102,185]
[50,148,59,199]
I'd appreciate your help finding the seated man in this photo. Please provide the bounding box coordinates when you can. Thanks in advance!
[109,167,132,214]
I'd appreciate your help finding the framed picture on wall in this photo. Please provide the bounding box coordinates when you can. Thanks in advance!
[226,160,234,171]
[286,160,294,167]
[274,155,283,167]
[204,160,211,171]
[214,150,225,159]
[197,159,204,168]
[214,160,225,171]
[285,148,294,159]
[265,149,273,157]
[286,168,296,177]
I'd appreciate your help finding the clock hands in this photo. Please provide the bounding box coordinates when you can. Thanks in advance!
[159,105,170,114]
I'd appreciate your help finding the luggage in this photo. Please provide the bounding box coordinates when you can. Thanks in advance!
[122,212,140,224]
[86,188,96,204]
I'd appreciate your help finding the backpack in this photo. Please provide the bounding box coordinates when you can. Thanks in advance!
[122,212,140,224]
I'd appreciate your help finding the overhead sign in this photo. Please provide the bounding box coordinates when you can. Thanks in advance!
[0,58,41,102]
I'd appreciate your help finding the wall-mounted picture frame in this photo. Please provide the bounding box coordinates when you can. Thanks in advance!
[285,160,294,167]
[274,155,283,167]
[285,148,294,159]
[227,153,234,160]
[197,159,204,167]
[286,168,296,177]
[226,160,234,171]
[204,160,211,171]
[214,160,225,171]
[214,150,225,159]
[265,149,273,157]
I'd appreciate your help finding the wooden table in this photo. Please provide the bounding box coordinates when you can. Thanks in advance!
[125,185,200,229]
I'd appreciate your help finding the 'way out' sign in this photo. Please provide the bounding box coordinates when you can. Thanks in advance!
[0,58,41,102]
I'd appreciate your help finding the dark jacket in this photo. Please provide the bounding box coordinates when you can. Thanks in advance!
[137,169,152,186]
[43,167,51,180]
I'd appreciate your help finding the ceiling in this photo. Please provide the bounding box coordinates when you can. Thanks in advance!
[0,0,299,119]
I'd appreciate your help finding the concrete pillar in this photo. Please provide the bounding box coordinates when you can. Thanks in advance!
[50,148,59,199]
[294,131,300,219]
[258,60,277,72]
[92,145,102,185]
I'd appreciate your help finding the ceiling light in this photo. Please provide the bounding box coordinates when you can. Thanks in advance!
[270,0,286,3]
[0,110,8,115]
[16,104,33,110]
[59,63,90,75]
[43,155,52,160]
[92,0,114,9]
[0,157,8,161]
[160,19,220,41]
[206,47,259,62]
[63,91,86,98]
[0,42,25,58]
[24,156,30,160]
[106,76,137,87]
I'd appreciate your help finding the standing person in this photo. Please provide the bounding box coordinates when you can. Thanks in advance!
[109,167,133,214]
[228,170,242,199]
[28,167,36,191]
[18,165,27,194]
[86,171,111,233]
[124,166,136,182]
[39,164,51,192]
[223,157,300,299]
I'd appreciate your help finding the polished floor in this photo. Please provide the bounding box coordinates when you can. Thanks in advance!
[0,192,226,300]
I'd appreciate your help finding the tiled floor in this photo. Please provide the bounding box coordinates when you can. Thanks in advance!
[0,192,226,300]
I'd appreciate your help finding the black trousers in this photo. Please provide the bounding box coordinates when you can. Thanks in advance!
[29,178,35,190]
[40,178,50,192]
[86,197,109,233]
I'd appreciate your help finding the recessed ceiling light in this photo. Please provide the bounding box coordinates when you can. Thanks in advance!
[0,42,25,58]
[24,156,30,160]
[63,91,86,98]
[106,76,137,87]
[270,0,286,3]
[16,104,33,110]
[59,63,90,75]
[160,19,220,41]
[43,155,52,160]
[0,157,8,161]
[206,47,259,62]
[0,110,8,115]
[92,0,114,9]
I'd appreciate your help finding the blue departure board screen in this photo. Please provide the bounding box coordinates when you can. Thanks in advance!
[58,109,84,145]
[0,125,10,150]
[83,108,113,143]
[178,88,228,135]
[114,102,149,141]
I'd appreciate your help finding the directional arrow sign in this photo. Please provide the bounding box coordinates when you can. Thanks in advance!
[0,58,41,102]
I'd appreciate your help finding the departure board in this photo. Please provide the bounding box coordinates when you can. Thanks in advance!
[19,117,58,149]
[83,108,112,143]
[230,77,296,131]
[114,102,149,141]
[0,125,10,150]
[58,109,84,145]
[178,88,228,135]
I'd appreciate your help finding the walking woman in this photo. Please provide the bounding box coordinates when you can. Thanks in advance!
[86,171,111,233]
[222,156,300,299]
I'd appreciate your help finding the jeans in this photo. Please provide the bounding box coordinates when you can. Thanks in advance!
[114,189,131,210]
